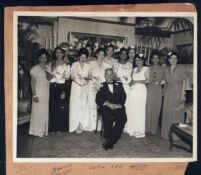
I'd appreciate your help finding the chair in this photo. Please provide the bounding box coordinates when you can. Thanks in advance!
[18,98,31,126]
[95,106,104,136]
[95,107,115,136]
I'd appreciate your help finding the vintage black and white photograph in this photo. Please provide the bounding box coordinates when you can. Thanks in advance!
[14,12,196,161]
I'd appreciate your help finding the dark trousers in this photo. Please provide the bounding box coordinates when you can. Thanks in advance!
[102,106,127,144]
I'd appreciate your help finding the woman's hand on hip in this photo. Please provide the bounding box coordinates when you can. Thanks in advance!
[33,95,39,103]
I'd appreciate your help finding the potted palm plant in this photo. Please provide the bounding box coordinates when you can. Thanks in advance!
[18,17,41,120]
[18,16,41,67]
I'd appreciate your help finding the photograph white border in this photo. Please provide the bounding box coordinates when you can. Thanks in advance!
[13,11,197,163]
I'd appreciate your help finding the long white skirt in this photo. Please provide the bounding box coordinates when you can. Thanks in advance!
[29,85,49,137]
[83,82,97,131]
[69,81,87,132]
[127,84,147,138]
[122,84,130,132]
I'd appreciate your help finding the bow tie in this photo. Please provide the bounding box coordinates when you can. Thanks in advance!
[107,81,114,85]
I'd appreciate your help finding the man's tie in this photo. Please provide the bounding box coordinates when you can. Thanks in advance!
[107,81,114,93]
[107,81,114,85]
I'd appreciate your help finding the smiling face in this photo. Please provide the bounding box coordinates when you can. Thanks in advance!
[151,54,160,65]
[119,50,128,62]
[106,47,114,57]
[168,54,178,65]
[39,54,47,64]
[79,54,87,62]
[128,49,135,60]
[96,51,105,60]
[55,49,64,60]
[135,57,144,67]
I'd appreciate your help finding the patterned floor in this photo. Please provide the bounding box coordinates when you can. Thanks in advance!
[29,131,192,158]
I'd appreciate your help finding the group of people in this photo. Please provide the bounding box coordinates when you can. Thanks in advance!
[28,42,186,150]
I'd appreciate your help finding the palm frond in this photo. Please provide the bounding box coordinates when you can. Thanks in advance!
[18,17,41,63]
[167,18,193,34]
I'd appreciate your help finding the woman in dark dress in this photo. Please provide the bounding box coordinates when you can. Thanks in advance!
[161,51,186,139]
[48,47,71,133]
[59,42,73,115]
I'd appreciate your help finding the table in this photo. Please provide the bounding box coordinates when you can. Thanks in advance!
[184,103,193,124]
[169,123,193,153]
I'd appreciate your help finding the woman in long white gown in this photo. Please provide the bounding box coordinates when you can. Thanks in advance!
[113,48,132,132]
[29,49,50,137]
[127,54,150,138]
[69,49,90,133]
[84,47,110,131]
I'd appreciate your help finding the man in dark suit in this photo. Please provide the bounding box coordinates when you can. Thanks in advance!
[96,68,127,150]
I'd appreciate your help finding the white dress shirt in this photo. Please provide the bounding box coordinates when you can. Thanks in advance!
[107,83,114,93]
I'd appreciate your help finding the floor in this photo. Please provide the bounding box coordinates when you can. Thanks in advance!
[17,123,192,158]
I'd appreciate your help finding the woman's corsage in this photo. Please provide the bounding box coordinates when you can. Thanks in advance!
[139,53,144,58]
[52,65,65,80]
[74,73,86,86]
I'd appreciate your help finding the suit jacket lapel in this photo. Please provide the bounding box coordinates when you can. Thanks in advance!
[105,83,112,95]
[103,83,110,95]
[105,82,116,95]
[113,82,117,94]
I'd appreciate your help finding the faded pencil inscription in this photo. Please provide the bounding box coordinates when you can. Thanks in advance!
[51,165,72,175]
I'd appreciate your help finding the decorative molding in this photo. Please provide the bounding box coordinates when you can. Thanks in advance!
[71,32,125,40]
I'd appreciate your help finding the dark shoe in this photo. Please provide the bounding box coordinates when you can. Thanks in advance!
[108,144,114,149]
[102,144,108,151]
[102,143,114,151]
[146,131,151,135]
